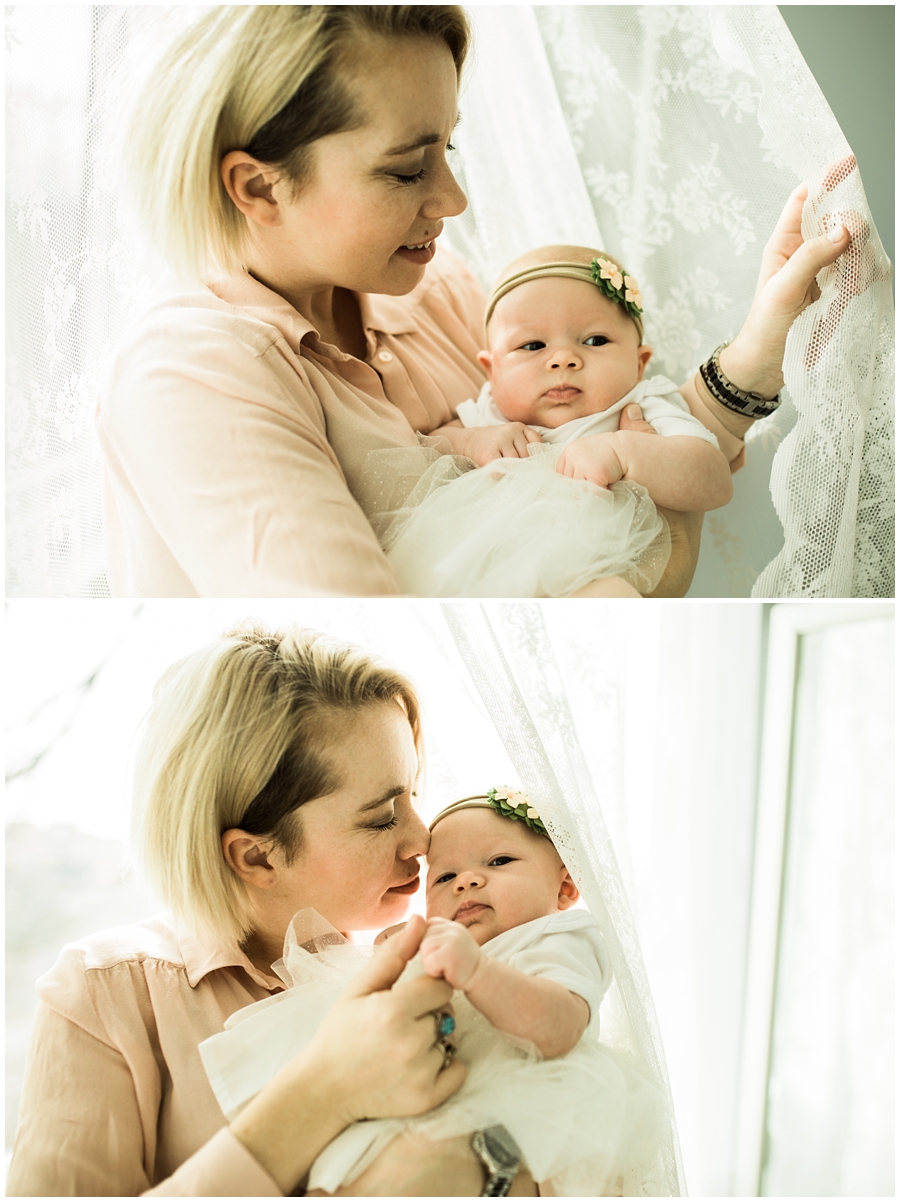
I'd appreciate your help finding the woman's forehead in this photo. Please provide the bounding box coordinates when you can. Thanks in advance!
[342,35,459,147]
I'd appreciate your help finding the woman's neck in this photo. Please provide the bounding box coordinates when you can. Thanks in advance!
[246,258,367,359]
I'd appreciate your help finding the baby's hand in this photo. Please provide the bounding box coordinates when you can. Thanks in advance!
[419,917,483,991]
[463,423,543,466]
[556,432,626,489]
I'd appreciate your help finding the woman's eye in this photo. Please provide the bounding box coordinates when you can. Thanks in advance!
[392,168,428,186]
[371,815,398,831]
[584,335,610,347]
[520,341,546,352]
[489,856,514,867]
[435,871,456,884]
[446,141,456,152]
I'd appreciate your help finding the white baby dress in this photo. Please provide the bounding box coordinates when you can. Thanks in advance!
[366,375,719,598]
[199,909,665,1196]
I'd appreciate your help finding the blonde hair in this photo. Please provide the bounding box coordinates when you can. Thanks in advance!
[121,5,470,280]
[133,622,421,942]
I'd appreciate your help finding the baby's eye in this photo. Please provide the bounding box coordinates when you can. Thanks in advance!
[488,855,514,867]
[584,335,610,347]
[520,340,546,352]
[434,871,456,884]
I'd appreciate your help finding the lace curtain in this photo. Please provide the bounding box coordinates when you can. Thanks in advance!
[6,599,893,1193]
[6,6,894,596]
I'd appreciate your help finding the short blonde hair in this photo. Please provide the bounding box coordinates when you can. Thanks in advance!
[133,622,421,942]
[122,5,470,280]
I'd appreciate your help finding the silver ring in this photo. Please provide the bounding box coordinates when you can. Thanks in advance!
[438,1037,456,1071]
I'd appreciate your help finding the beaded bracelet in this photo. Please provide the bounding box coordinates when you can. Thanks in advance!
[698,342,782,419]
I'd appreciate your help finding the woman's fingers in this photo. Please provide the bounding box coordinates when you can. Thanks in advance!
[343,915,426,998]
[821,153,857,193]
[617,403,658,435]
[393,971,455,1018]
[766,223,852,311]
[431,1055,467,1101]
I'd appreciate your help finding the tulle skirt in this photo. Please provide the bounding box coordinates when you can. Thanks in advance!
[308,992,666,1196]
[366,444,670,598]
[200,918,667,1197]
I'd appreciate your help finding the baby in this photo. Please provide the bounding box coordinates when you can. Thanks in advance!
[199,790,663,1196]
[376,245,732,598]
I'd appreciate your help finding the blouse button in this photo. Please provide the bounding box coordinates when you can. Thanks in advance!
[377,350,393,363]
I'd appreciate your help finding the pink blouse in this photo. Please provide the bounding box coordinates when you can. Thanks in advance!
[97,250,487,597]
[7,915,289,1196]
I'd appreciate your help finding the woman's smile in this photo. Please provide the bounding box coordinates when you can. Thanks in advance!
[395,240,438,266]
[388,874,421,895]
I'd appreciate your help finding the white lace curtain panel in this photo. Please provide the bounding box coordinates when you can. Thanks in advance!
[5,6,894,597]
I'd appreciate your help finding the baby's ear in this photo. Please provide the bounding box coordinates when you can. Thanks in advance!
[636,345,653,381]
[557,870,580,910]
[477,349,493,377]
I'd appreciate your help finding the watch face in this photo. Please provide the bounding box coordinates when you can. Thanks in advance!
[481,1124,524,1173]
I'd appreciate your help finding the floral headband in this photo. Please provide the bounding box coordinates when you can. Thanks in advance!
[484,257,644,343]
[429,786,549,838]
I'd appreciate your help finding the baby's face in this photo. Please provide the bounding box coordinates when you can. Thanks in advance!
[480,276,652,428]
[425,807,576,945]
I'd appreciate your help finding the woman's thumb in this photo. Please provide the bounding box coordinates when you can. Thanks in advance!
[343,915,426,998]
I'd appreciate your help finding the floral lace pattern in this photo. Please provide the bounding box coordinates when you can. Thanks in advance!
[7,6,892,596]
[444,6,893,597]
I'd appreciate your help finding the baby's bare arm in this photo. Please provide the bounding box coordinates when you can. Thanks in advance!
[614,431,732,511]
[558,431,732,512]
[421,918,589,1058]
[463,955,590,1058]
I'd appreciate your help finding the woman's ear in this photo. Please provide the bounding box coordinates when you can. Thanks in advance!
[636,345,653,381]
[476,349,493,378]
[220,151,283,228]
[221,828,278,888]
[557,870,580,910]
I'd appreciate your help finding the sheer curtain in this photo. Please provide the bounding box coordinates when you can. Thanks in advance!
[445,7,893,597]
[5,600,893,1192]
[5,6,893,597]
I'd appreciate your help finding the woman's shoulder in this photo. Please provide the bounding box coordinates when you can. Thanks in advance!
[35,915,188,1038]
[115,283,287,363]
[47,913,185,973]
[38,915,185,994]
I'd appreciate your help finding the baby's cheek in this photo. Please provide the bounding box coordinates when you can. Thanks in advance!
[491,377,533,424]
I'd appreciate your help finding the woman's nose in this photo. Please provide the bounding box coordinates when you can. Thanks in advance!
[400,807,430,860]
[420,158,468,221]
[548,347,583,370]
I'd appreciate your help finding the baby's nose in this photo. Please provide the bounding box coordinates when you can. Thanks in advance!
[454,871,484,892]
[548,347,583,370]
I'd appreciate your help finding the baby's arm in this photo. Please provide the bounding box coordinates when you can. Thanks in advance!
[420,918,589,1059]
[557,430,733,512]
[432,419,543,466]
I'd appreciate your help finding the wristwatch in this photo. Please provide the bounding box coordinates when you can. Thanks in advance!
[471,1125,524,1197]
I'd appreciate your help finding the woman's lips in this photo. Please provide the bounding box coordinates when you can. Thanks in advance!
[395,240,437,265]
[388,876,420,895]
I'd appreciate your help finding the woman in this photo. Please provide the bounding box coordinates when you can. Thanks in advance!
[98,5,851,597]
[7,624,539,1196]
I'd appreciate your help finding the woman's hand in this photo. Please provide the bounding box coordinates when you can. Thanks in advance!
[310,1130,538,1197]
[719,160,858,399]
[230,916,465,1194]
